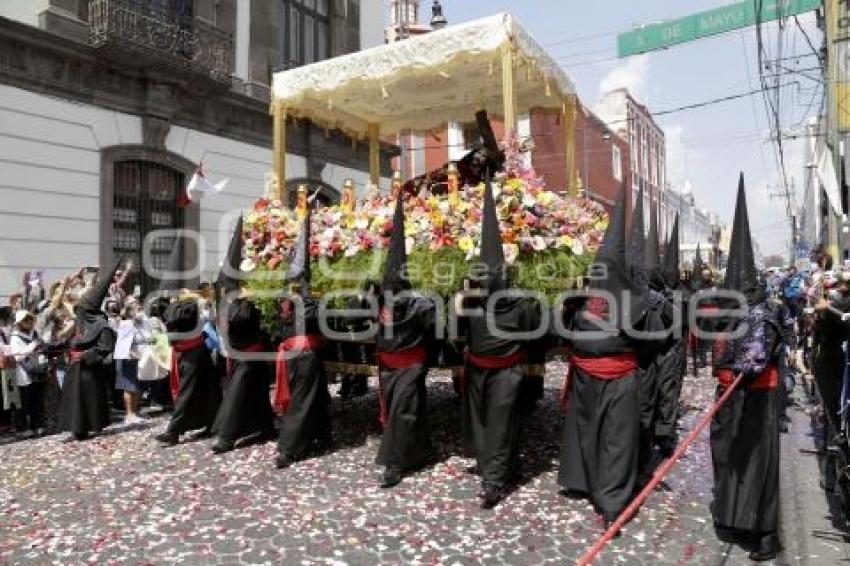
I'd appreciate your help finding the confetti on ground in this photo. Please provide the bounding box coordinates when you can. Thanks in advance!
[0,367,738,564]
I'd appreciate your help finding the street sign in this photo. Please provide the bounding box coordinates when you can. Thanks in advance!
[617,0,822,57]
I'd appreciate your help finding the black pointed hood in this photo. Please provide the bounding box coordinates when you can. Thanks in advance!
[663,214,681,288]
[217,215,243,296]
[158,231,187,292]
[691,243,705,291]
[478,171,506,293]
[646,199,664,290]
[80,256,122,313]
[586,186,647,326]
[724,173,764,303]
[288,204,313,295]
[628,187,647,290]
[383,191,410,294]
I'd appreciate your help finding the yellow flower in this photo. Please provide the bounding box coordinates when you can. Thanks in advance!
[536,191,555,207]
[558,235,573,248]
[458,236,475,253]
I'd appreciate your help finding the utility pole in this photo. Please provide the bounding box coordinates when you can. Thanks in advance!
[768,178,797,263]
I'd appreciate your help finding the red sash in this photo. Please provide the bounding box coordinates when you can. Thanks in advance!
[457,349,527,399]
[715,364,778,390]
[375,344,428,425]
[170,335,206,401]
[274,335,324,415]
[225,342,266,377]
[560,351,638,411]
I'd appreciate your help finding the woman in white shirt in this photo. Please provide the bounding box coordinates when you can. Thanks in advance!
[10,311,46,437]
[114,298,151,423]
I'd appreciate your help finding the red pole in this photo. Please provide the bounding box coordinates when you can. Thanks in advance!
[576,373,744,566]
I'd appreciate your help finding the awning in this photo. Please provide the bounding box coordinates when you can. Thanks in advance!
[270,13,576,139]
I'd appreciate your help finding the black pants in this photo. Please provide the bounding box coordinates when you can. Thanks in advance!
[17,382,45,432]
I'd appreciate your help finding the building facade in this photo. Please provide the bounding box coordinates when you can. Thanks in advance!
[0,0,389,297]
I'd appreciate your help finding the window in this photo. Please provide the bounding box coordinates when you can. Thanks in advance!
[281,0,331,67]
[612,145,622,182]
[113,161,185,295]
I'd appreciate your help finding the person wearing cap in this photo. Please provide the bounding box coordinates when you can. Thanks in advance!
[10,310,47,437]
[710,175,794,561]
[374,191,436,488]
[60,261,120,441]
[460,175,542,509]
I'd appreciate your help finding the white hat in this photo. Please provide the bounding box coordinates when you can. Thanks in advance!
[14,310,33,325]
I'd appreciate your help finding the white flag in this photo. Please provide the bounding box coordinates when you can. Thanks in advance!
[186,167,228,202]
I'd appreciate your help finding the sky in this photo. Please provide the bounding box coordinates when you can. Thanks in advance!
[435,0,824,257]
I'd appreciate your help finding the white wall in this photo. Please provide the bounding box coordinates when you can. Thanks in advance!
[0,84,142,297]
[1,1,48,27]
[359,0,386,49]
[0,84,383,296]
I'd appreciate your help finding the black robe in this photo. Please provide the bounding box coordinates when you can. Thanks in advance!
[167,342,221,435]
[60,313,116,437]
[164,301,221,436]
[653,285,691,443]
[709,299,793,536]
[212,358,275,443]
[812,297,850,432]
[375,294,436,471]
[276,298,331,458]
[559,300,666,521]
[212,300,275,443]
[463,295,541,490]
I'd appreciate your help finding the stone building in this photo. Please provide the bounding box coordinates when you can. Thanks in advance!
[0,0,389,296]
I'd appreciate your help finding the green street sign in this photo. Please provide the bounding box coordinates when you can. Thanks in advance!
[617,0,822,57]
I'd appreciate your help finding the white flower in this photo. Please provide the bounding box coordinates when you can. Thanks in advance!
[571,240,585,256]
[239,258,256,272]
[344,245,359,257]
[355,217,369,230]
[503,243,519,265]
[531,236,546,251]
[438,201,450,214]
[522,193,537,208]
[405,237,415,254]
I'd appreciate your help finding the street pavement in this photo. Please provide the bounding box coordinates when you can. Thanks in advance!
[0,365,845,565]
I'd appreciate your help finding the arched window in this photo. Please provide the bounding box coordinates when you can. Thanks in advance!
[285,178,340,206]
[101,146,199,296]
[112,161,185,294]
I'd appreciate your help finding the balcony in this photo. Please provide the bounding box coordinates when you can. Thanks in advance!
[88,0,233,83]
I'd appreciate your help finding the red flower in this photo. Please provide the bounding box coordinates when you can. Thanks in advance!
[254,198,270,211]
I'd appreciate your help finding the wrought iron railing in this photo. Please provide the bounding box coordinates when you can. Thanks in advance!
[88,0,233,82]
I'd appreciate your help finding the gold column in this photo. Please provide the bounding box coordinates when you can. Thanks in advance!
[562,95,578,196]
[272,101,288,205]
[368,123,380,187]
[501,43,517,135]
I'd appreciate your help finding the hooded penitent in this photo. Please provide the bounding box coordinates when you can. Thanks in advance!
[73,257,122,346]
[585,185,647,327]
[159,231,187,292]
[477,171,506,294]
[628,187,648,291]
[691,243,705,291]
[646,200,664,290]
[287,199,313,296]
[383,189,411,295]
[216,215,243,297]
[723,173,765,304]
[663,214,681,289]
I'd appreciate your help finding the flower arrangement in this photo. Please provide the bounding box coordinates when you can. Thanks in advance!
[242,133,608,299]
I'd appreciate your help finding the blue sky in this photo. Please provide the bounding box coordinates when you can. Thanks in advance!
[435,1,823,256]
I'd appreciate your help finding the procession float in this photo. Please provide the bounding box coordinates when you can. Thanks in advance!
[238,14,608,373]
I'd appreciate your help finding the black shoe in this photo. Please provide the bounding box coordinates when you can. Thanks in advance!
[155,432,178,446]
[559,488,589,501]
[480,486,505,510]
[381,467,403,488]
[748,533,781,562]
[275,453,294,470]
[211,440,235,454]
[192,427,213,440]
